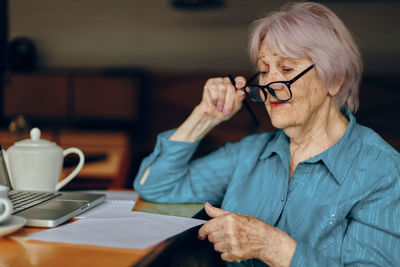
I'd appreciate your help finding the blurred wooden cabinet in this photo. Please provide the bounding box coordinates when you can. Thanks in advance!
[58,130,132,190]
[73,75,140,120]
[4,73,69,118]
[3,69,145,126]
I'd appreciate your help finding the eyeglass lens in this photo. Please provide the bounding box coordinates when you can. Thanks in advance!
[266,82,291,101]
[246,82,291,102]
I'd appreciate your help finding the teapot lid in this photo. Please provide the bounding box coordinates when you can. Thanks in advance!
[14,128,55,147]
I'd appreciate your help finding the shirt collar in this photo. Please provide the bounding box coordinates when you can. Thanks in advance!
[309,109,362,185]
[259,129,290,162]
[259,109,361,185]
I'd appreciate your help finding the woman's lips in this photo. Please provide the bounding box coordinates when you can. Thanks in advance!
[270,100,287,108]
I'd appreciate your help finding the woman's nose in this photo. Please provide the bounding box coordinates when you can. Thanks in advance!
[259,71,282,85]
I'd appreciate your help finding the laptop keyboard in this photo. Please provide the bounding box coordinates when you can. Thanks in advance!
[9,191,62,214]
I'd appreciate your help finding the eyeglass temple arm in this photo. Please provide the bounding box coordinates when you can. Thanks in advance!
[289,64,315,84]
[246,72,260,85]
[228,75,260,128]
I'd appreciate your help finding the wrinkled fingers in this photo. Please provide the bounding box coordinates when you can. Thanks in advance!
[203,78,219,107]
[203,77,236,116]
[214,241,228,253]
[216,78,236,116]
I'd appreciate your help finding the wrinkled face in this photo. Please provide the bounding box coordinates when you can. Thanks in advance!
[257,41,329,131]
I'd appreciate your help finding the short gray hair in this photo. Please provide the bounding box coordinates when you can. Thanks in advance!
[248,2,363,112]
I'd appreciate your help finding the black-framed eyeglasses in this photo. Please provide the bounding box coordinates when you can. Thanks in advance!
[245,64,315,102]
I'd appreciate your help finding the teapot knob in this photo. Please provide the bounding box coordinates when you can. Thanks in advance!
[30,127,41,141]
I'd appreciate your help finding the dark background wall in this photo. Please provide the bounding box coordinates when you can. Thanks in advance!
[7,0,400,74]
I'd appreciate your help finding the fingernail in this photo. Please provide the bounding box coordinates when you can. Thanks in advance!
[205,202,212,207]
[213,101,217,106]
[218,106,223,112]
[237,81,243,86]
[224,109,231,116]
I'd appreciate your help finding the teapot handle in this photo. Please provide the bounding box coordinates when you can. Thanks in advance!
[55,148,85,191]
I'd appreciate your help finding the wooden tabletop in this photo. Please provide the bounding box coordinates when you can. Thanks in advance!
[0,195,203,267]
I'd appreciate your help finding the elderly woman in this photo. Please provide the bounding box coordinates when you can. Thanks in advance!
[134,2,400,266]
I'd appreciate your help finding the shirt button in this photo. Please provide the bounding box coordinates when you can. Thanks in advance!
[331,214,335,218]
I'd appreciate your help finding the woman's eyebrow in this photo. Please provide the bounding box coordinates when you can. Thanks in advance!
[279,59,300,67]
[257,57,270,66]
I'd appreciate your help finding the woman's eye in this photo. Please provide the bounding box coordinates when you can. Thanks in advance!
[283,68,293,72]
[257,72,268,81]
[259,71,268,76]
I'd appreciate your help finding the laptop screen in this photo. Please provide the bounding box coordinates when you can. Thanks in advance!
[0,146,13,188]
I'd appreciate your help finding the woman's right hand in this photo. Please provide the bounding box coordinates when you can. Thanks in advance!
[169,75,247,142]
[196,76,247,124]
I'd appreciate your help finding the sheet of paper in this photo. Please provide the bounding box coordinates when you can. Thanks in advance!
[76,190,139,202]
[74,190,138,219]
[75,201,135,219]
[27,211,206,250]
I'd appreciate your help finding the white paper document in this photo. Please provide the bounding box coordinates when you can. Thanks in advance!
[74,190,139,219]
[76,201,136,219]
[81,190,139,202]
[27,211,206,250]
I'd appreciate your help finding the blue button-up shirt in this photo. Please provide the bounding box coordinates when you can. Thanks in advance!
[134,112,400,266]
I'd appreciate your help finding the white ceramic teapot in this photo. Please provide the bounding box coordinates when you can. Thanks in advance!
[4,128,85,192]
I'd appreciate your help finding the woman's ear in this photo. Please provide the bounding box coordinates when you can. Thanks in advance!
[328,75,345,96]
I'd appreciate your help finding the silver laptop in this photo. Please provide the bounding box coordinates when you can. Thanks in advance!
[0,147,106,227]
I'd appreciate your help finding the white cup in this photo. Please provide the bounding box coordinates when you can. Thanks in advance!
[0,185,12,223]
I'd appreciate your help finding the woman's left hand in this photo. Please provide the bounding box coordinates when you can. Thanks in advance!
[198,203,296,267]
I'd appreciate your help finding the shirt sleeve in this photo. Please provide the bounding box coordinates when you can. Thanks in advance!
[290,161,400,267]
[133,129,240,205]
